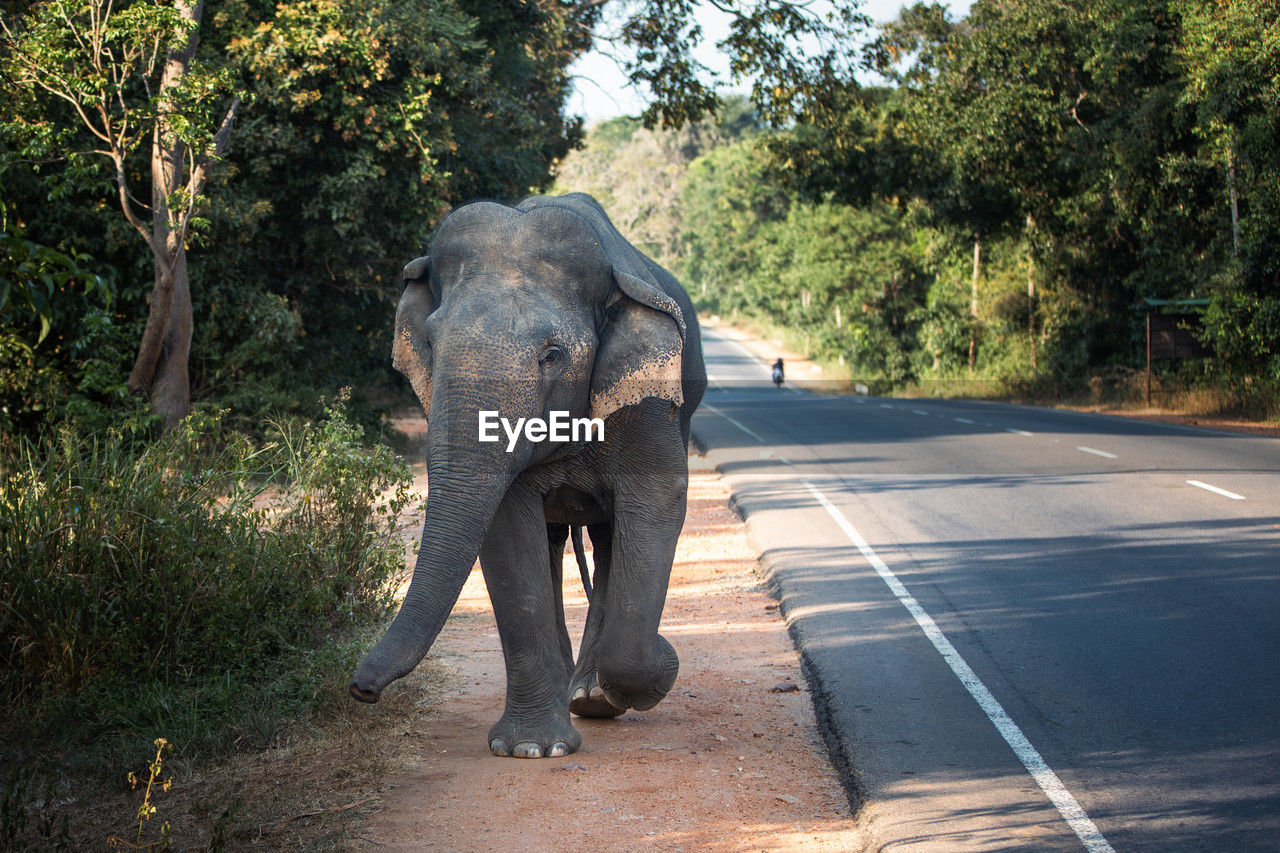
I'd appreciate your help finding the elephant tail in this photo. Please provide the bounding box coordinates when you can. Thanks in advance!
[571,526,592,601]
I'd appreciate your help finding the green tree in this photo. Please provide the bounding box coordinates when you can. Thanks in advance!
[754,200,928,381]
[553,97,762,263]
[780,0,1227,377]
[2,0,599,436]
[0,200,117,440]
[0,201,104,347]
[1179,0,1280,407]
[2,0,240,428]
[189,0,597,421]
[602,0,865,128]
[679,137,788,307]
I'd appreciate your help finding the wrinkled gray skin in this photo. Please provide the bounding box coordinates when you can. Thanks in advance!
[350,193,706,759]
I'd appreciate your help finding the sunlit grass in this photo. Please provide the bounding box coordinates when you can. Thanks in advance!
[0,393,414,846]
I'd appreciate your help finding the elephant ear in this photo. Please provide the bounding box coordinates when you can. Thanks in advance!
[590,267,686,423]
[392,255,438,417]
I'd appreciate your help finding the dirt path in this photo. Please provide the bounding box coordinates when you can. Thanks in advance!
[357,453,862,851]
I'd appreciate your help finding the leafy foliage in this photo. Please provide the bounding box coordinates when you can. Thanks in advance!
[647,0,1277,412]
[2,0,244,426]
[0,396,410,761]
[0,202,125,443]
[187,0,598,421]
[1,0,595,439]
[0,202,106,347]
[553,97,761,262]
[613,0,865,129]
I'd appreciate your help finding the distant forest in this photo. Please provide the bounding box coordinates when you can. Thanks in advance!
[559,2,1279,413]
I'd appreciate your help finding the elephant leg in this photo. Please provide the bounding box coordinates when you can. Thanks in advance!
[479,484,581,758]
[594,474,686,713]
[546,523,574,682]
[570,523,625,718]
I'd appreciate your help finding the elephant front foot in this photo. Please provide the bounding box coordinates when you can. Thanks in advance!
[570,679,626,719]
[569,660,626,718]
[488,711,582,759]
[597,633,679,713]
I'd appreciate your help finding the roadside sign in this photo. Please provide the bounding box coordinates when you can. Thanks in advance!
[1144,298,1211,403]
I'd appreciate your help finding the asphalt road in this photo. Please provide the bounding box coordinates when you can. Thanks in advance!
[690,325,1280,851]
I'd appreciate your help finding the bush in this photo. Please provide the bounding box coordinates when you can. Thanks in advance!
[1203,288,1280,418]
[0,394,411,765]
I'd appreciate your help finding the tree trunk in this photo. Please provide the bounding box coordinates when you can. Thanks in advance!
[1227,147,1240,256]
[125,0,204,429]
[151,244,193,431]
[126,261,176,399]
[969,236,981,373]
[1026,213,1036,373]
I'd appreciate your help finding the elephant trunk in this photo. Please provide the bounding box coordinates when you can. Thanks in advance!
[350,413,521,703]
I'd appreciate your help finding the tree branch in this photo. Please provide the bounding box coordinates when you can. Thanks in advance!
[188,96,239,200]
[111,152,164,258]
[1070,86,1090,132]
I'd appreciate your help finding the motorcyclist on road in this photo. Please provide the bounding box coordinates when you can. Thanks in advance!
[771,357,785,389]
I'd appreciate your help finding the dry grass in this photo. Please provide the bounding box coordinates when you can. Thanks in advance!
[38,625,453,851]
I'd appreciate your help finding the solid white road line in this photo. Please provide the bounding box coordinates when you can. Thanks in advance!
[702,404,770,445]
[706,406,1115,852]
[1077,447,1118,459]
[954,417,976,425]
[1186,480,1246,500]
[804,484,1115,853]
[1006,428,1034,437]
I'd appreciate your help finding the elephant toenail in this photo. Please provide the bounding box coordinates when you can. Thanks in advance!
[514,742,543,758]
[589,685,605,699]
[572,687,588,702]
[490,738,511,757]
[549,742,569,757]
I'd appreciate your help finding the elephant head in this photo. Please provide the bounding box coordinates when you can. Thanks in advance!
[350,199,688,702]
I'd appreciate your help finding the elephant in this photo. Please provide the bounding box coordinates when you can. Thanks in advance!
[349,192,706,759]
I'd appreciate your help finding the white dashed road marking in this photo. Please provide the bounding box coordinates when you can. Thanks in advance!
[1186,480,1245,501]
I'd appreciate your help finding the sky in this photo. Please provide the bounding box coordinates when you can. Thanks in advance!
[565,0,974,125]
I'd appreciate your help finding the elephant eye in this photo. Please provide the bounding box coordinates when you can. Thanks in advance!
[541,345,565,367]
